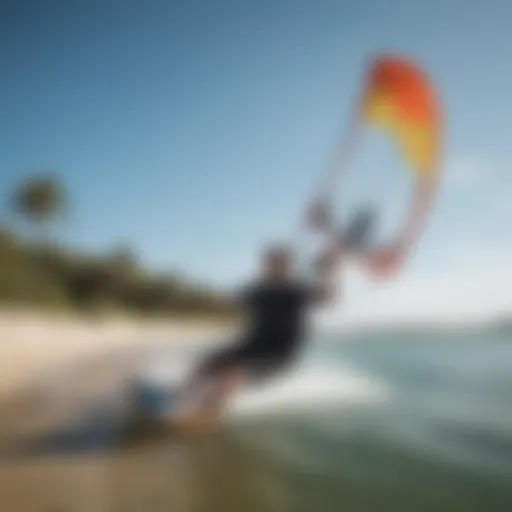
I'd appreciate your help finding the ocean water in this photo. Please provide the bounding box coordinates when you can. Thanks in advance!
[110,330,512,511]
[11,330,512,511]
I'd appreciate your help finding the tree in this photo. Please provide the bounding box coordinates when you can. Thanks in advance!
[108,244,139,279]
[12,173,66,240]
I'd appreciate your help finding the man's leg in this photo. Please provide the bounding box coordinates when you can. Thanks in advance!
[180,345,236,400]
[175,365,247,434]
[199,365,246,421]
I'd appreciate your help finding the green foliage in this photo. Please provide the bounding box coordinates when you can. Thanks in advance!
[0,175,237,319]
[12,173,66,224]
[0,226,237,317]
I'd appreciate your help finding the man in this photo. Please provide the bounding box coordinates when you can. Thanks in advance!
[173,205,376,434]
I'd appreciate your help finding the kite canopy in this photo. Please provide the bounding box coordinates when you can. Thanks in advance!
[362,55,440,178]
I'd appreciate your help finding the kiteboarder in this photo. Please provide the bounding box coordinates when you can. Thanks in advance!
[135,54,440,435]
[173,201,379,434]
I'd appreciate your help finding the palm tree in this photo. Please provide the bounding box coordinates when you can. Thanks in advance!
[12,173,66,241]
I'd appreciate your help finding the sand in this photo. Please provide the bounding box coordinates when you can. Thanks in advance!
[0,311,234,512]
[0,310,231,397]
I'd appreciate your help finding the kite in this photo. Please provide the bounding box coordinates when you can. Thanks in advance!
[362,55,440,177]
[309,54,442,278]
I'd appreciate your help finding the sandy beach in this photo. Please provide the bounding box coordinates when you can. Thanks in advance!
[0,310,230,397]
[0,311,232,436]
[0,311,234,511]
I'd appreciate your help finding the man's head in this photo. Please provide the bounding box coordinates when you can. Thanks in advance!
[261,245,295,282]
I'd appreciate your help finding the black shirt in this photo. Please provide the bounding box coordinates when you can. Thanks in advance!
[239,281,314,358]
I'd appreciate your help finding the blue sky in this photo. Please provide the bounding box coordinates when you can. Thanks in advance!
[1,0,511,323]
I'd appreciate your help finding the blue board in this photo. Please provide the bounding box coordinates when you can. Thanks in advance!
[131,377,181,418]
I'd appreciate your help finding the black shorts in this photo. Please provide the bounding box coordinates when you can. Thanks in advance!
[199,342,292,383]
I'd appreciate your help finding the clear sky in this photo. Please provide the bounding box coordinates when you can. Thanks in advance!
[1,0,511,324]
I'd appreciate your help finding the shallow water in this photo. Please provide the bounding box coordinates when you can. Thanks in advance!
[2,330,512,511]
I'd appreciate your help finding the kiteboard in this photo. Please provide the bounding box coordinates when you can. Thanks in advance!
[127,370,220,438]
[130,376,201,419]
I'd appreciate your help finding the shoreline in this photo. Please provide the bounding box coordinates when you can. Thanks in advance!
[0,309,234,399]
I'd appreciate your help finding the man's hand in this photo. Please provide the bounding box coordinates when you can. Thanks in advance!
[362,242,406,278]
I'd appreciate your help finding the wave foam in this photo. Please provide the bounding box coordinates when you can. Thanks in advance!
[229,363,390,416]
[137,354,391,418]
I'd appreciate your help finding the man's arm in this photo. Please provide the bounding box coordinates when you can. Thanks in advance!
[304,202,378,306]
[302,199,346,306]
[309,244,344,307]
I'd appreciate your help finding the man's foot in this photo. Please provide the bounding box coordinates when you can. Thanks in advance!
[170,409,215,437]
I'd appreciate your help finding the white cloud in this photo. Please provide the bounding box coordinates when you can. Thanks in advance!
[320,244,512,327]
[444,156,488,188]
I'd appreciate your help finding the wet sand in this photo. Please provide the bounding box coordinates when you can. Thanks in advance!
[0,312,234,511]
[0,431,274,512]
